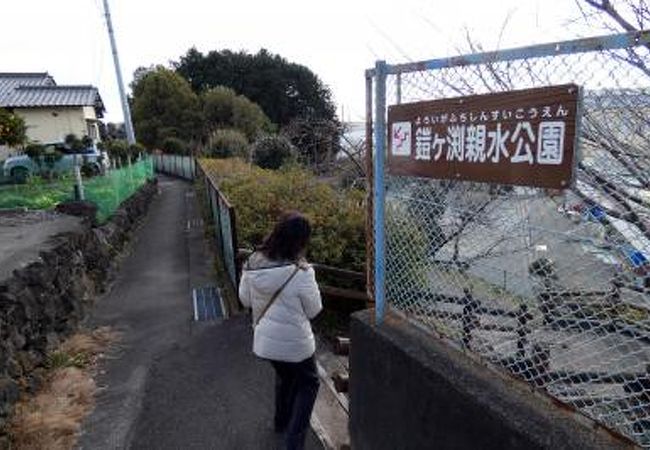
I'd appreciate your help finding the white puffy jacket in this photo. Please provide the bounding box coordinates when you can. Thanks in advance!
[239,252,322,363]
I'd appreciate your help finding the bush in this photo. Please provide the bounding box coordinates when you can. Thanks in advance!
[105,140,129,166]
[161,137,188,155]
[205,129,249,159]
[251,135,296,169]
[202,86,237,129]
[64,134,90,152]
[283,117,341,169]
[231,95,273,140]
[81,162,99,177]
[202,86,273,140]
[199,158,366,272]
[131,67,203,149]
[0,108,26,146]
[129,142,146,156]
[25,143,63,179]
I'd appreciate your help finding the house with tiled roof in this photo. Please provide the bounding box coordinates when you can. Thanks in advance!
[0,73,105,153]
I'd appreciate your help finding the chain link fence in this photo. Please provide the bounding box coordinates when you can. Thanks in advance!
[369,31,650,446]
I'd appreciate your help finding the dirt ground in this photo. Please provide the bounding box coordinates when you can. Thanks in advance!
[0,210,83,281]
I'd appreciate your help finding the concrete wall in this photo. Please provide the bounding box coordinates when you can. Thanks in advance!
[15,106,98,144]
[349,310,637,450]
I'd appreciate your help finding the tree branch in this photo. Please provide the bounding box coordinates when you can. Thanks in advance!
[582,0,640,32]
[579,162,650,210]
[435,196,498,256]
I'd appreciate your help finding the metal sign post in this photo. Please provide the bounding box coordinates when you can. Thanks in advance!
[74,157,85,201]
[374,60,387,324]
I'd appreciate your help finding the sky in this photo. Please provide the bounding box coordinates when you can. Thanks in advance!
[0,0,597,123]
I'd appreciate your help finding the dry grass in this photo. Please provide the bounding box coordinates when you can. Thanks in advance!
[59,327,119,356]
[9,327,121,450]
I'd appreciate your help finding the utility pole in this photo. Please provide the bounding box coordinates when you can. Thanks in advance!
[102,0,136,145]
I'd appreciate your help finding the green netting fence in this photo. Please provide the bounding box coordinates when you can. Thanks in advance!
[0,158,154,223]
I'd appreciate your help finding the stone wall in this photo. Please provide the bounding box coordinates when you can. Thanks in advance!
[0,180,157,438]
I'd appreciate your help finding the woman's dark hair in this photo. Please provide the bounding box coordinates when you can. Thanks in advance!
[259,211,311,261]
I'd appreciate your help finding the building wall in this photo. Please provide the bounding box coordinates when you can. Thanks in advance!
[15,106,97,143]
[349,309,636,450]
[0,145,11,161]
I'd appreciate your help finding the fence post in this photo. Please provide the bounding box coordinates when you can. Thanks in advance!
[365,71,375,307]
[374,60,388,324]
[73,161,85,201]
[396,72,402,105]
[229,205,239,285]
[461,288,477,348]
[127,153,134,191]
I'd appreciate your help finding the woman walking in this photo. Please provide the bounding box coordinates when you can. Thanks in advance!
[239,211,322,450]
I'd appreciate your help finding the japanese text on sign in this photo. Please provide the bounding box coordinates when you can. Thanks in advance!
[387,84,580,189]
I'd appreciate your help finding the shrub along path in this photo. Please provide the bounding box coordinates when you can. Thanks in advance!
[77,175,322,449]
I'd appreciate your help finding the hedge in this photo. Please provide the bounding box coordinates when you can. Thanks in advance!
[200,158,366,273]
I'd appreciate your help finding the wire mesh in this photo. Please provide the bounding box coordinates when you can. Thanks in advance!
[0,158,154,223]
[375,34,650,445]
[86,158,154,222]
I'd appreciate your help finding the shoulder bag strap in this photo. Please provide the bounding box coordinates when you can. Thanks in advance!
[254,265,300,328]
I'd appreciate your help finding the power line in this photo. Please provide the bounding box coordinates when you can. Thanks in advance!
[367,18,415,62]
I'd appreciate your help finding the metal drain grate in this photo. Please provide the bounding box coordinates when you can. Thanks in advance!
[192,286,224,321]
[186,218,204,231]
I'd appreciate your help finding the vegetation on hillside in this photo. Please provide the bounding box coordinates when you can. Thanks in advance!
[131,68,203,150]
[175,48,336,127]
[131,51,342,172]
[200,158,366,272]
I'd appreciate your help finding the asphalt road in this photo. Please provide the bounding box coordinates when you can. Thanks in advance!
[129,316,323,450]
[78,176,321,449]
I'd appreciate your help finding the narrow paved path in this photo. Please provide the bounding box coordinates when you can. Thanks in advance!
[78,176,322,449]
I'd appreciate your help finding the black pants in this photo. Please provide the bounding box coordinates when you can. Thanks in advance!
[270,356,320,450]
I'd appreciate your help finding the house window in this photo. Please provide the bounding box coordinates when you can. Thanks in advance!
[87,120,99,140]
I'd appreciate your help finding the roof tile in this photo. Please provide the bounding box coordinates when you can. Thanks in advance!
[0,73,103,114]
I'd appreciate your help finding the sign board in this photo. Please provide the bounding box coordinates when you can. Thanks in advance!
[387,84,580,189]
